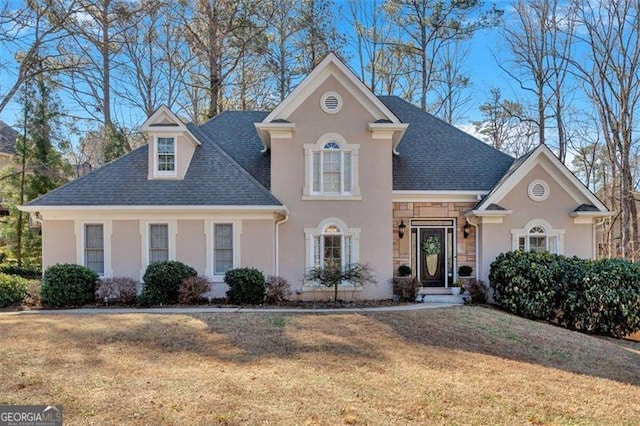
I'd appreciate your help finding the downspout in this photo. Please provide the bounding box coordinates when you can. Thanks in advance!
[275,211,289,276]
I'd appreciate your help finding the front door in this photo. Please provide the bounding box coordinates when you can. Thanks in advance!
[419,228,445,287]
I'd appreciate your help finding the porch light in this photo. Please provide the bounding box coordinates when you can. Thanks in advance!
[463,220,471,239]
[398,220,406,239]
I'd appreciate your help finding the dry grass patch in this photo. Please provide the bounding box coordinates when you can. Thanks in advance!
[0,306,638,425]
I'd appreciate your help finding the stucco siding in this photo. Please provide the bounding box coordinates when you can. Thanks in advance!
[112,220,141,280]
[42,220,75,269]
[176,220,206,275]
[271,75,394,299]
[479,163,596,283]
[240,219,275,275]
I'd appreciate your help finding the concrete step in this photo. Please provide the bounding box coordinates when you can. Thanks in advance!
[416,293,464,304]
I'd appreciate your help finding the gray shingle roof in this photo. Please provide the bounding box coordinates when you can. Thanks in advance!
[27,96,520,208]
[198,111,271,190]
[379,96,515,191]
[27,128,282,207]
[0,120,17,155]
[574,204,600,212]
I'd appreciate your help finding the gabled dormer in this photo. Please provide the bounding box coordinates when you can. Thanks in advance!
[141,106,201,180]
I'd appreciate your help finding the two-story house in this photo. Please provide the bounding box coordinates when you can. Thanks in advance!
[20,54,610,300]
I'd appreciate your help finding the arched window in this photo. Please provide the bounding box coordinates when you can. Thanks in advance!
[311,139,352,195]
[305,219,360,277]
[512,220,564,254]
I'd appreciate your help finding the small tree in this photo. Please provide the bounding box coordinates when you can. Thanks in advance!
[305,262,375,304]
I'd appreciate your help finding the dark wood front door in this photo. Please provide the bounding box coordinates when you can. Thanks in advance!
[419,228,445,287]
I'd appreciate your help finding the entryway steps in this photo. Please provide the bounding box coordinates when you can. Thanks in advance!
[416,288,464,304]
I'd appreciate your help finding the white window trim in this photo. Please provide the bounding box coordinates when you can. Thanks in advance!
[204,220,242,282]
[304,217,361,289]
[153,134,178,178]
[75,220,113,278]
[303,133,361,200]
[511,219,565,254]
[139,220,177,280]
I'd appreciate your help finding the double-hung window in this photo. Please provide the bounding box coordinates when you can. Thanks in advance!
[85,224,104,275]
[214,223,234,275]
[149,224,169,263]
[312,141,352,195]
[156,137,175,173]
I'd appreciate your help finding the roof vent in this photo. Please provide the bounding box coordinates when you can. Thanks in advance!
[321,92,342,114]
[528,180,549,201]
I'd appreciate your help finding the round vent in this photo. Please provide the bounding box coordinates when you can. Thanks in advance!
[320,92,342,114]
[528,180,549,201]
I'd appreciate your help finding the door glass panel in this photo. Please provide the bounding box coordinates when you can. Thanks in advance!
[447,228,453,287]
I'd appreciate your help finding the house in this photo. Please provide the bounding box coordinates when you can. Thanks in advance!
[19,54,611,300]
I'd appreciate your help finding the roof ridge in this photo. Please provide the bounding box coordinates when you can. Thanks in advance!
[187,123,284,207]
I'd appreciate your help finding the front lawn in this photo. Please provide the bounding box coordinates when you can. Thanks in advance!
[0,306,638,425]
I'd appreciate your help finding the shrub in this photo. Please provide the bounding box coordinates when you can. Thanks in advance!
[397,264,412,277]
[559,259,640,338]
[0,264,41,279]
[265,275,291,304]
[306,263,376,303]
[41,264,98,307]
[458,265,473,276]
[141,261,197,305]
[24,280,42,307]
[391,276,420,301]
[489,250,561,320]
[463,279,488,305]
[489,251,640,338]
[178,276,211,305]
[0,273,30,307]
[96,277,138,305]
[225,267,266,305]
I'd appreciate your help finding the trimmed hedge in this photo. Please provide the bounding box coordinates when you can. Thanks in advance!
[0,273,30,307]
[490,251,640,338]
[141,261,197,305]
[0,264,41,279]
[41,263,98,307]
[225,267,266,305]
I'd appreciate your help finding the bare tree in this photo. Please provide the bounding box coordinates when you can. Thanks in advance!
[498,0,575,161]
[572,0,640,259]
[431,41,472,124]
[0,0,79,115]
[180,0,270,119]
[384,0,502,111]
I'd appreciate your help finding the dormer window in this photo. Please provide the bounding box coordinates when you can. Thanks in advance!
[157,137,175,172]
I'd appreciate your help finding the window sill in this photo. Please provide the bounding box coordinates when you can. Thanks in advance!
[302,195,362,201]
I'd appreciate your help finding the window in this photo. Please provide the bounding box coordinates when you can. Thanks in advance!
[304,134,360,199]
[85,224,104,275]
[214,223,233,275]
[157,136,175,173]
[149,224,169,263]
[512,220,564,255]
[311,141,352,195]
[312,224,353,269]
[305,218,360,287]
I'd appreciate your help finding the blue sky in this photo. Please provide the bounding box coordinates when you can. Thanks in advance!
[0,0,513,137]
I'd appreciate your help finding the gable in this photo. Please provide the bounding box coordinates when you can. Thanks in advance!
[470,144,609,220]
[256,53,407,152]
